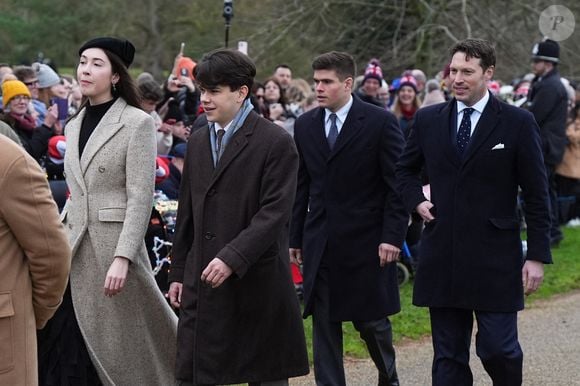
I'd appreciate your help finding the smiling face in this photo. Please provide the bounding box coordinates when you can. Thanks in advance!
[77,47,118,105]
[313,69,352,112]
[449,51,494,107]
[398,85,416,106]
[8,95,31,115]
[200,84,248,127]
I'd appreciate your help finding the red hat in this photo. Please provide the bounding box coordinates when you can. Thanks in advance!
[155,156,170,184]
[174,57,197,80]
[48,135,67,164]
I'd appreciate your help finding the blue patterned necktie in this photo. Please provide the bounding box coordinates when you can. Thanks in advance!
[457,108,474,155]
[328,113,338,150]
[216,129,226,160]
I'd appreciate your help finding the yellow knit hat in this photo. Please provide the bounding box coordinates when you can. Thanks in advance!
[2,79,31,108]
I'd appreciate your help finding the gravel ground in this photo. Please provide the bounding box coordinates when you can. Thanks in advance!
[290,290,580,385]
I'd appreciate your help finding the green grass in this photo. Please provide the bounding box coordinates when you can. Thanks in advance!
[301,226,580,361]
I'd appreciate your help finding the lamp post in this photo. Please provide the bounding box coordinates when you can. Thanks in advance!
[223,0,234,48]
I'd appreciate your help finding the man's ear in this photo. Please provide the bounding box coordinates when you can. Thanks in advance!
[484,66,495,82]
[238,85,249,102]
[344,77,353,91]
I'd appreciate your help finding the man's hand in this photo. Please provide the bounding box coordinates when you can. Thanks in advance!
[104,256,129,297]
[522,260,544,295]
[416,200,435,223]
[289,248,303,265]
[168,282,183,309]
[201,258,233,288]
[378,243,400,267]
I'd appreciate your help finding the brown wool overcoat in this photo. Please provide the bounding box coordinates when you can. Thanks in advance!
[0,136,71,386]
[169,111,309,385]
[62,98,177,385]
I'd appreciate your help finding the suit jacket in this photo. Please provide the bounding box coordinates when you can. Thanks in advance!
[397,95,552,312]
[169,111,308,384]
[0,135,70,386]
[290,95,408,322]
[62,98,177,385]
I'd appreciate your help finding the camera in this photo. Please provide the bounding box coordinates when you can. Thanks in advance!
[223,0,233,19]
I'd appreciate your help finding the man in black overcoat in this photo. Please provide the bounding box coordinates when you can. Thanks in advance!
[289,51,408,386]
[397,39,552,386]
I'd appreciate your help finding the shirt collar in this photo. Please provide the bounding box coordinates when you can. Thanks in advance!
[325,95,353,124]
[457,90,490,115]
[214,120,232,133]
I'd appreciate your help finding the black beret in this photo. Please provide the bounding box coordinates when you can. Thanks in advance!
[79,37,135,68]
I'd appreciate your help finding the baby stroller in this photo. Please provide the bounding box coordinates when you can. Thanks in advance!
[397,241,415,286]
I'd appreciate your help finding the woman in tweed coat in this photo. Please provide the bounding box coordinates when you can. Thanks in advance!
[38,37,177,386]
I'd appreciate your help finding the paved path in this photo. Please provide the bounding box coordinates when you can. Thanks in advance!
[290,290,580,385]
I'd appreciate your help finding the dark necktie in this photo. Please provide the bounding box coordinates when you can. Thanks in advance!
[216,129,226,160]
[327,113,338,150]
[457,107,474,155]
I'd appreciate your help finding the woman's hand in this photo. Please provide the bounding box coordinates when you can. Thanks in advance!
[104,256,130,297]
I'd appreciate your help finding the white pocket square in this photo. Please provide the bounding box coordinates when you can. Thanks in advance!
[491,143,505,150]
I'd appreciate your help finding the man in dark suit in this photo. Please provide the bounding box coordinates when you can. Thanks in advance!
[397,39,552,385]
[290,51,408,386]
[168,49,308,386]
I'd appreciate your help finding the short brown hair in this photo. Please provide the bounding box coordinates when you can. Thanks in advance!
[450,39,496,70]
[312,51,356,81]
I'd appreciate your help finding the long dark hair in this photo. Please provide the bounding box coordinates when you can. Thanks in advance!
[70,48,141,121]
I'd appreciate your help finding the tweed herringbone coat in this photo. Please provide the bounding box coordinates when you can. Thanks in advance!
[62,98,177,385]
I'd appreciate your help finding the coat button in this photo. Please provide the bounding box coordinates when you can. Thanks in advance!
[207,188,216,196]
[204,232,216,240]
[62,171,66,178]
[98,166,106,173]
[81,192,84,196]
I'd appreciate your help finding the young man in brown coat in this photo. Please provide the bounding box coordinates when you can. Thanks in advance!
[0,135,71,386]
[168,49,308,386]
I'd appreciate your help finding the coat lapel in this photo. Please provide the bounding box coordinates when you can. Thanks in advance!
[80,99,126,174]
[208,112,256,187]
[327,97,364,162]
[64,109,86,191]
[462,95,501,164]
[435,99,461,167]
[307,108,330,157]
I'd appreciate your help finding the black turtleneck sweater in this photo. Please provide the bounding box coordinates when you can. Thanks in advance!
[78,98,117,156]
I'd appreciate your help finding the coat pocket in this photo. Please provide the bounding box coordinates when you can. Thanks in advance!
[0,292,15,374]
[489,217,520,230]
[98,207,127,222]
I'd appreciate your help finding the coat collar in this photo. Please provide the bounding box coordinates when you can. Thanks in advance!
[308,94,365,161]
[65,98,126,189]
[201,111,259,188]
[434,94,502,167]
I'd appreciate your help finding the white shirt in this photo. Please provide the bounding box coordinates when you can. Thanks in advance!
[214,120,233,134]
[456,91,490,135]
[324,96,353,137]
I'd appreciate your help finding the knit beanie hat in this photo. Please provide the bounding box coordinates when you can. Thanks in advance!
[398,75,418,93]
[174,57,197,80]
[363,59,383,85]
[48,135,67,164]
[2,79,31,107]
[33,63,60,88]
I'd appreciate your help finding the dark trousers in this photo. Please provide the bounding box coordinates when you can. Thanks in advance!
[429,307,523,386]
[312,266,399,386]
